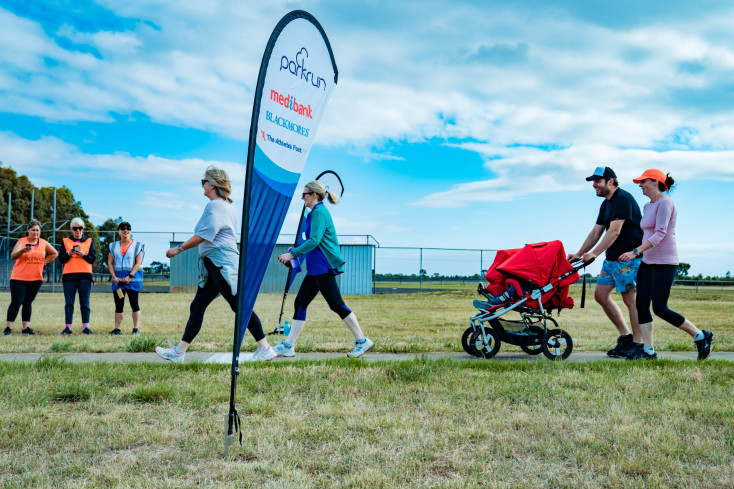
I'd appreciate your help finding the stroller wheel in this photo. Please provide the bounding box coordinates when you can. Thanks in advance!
[470,329,501,359]
[521,324,551,355]
[461,327,480,357]
[541,329,573,360]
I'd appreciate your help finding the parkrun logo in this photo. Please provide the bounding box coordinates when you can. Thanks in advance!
[280,47,327,91]
[265,110,309,137]
[270,89,313,119]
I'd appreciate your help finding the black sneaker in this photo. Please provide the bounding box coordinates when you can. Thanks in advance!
[21,327,35,336]
[3,327,11,336]
[61,327,72,335]
[132,328,140,336]
[637,350,658,360]
[695,330,714,360]
[108,328,122,335]
[607,334,633,358]
[624,343,645,360]
[82,328,93,335]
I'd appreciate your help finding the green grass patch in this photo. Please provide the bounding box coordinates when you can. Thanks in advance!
[0,359,732,487]
[124,334,161,353]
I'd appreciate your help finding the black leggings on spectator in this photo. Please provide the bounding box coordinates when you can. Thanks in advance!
[7,280,43,322]
[181,257,264,344]
[113,289,140,313]
[635,262,685,326]
[293,273,352,321]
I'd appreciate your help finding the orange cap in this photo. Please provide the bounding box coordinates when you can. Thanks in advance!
[633,169,667,190]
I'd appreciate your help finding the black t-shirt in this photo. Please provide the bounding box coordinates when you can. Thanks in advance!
[596,187,643,261]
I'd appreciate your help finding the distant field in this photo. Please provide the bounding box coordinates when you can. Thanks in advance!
[0,288,731,354]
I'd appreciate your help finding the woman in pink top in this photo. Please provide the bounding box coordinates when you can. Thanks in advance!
[619,169,713,360]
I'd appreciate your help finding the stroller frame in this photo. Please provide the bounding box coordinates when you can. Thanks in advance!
[463,258,590,361]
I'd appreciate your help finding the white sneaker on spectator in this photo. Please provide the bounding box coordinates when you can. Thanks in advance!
[347,337,374,358]
[272,342,295,357]
[156,345,185,363]
[247,346,277,362]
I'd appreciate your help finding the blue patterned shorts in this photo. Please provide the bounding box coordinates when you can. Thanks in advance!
[597,258,641,293]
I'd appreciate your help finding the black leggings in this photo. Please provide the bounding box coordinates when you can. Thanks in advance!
[181,258,264,344]
[113,289,140,313]
[7,280,43,322]
[636,262,685,327]
[293,273,352,321]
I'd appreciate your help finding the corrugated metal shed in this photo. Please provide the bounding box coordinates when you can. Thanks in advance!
[169,242,374,295]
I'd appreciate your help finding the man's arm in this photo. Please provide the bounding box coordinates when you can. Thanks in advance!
[568,224,605,261]
[582,219,624,261]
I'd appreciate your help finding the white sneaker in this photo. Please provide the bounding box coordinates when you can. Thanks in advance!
[347,337,374,358]
[272,342,295,357]
[156,345,185,363]
[247,346,277,362]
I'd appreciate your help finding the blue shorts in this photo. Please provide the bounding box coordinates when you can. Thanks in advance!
[597,258,641,293]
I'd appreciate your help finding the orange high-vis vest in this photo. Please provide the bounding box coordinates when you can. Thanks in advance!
[10,237,48,281]
[62,237,93,274]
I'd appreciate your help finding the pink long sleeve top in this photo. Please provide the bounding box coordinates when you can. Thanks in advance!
[640,194,678,265]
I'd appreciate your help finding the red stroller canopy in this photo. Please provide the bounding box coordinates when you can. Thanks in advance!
[496,241,575,287]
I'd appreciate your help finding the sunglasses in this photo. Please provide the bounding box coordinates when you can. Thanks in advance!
[72,226,84,231]
[302,192,314,197]
[119,226,131,231]
[201,179,208,186]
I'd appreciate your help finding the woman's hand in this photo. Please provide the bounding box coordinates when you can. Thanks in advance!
[113,277,121,285]
[619,251,636,262]
[165,247,180,258]
[278,252,294,265]
[122,276,131,285]
[582,252,597,262]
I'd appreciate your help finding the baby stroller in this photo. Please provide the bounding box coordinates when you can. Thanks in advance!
[462,240,592,361]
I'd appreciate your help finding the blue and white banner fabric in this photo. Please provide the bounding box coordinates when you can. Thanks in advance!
[236,10,338,352]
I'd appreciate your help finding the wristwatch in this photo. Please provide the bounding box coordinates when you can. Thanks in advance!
[633,248,640,257]
[178,244,184,252]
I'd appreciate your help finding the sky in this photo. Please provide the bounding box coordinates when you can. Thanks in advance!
[1,0,733,277]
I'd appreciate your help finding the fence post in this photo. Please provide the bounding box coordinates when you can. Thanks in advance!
[6,192,10,260]
[696,280,698,294]
[419,248,423,293]
[52,188,56,293]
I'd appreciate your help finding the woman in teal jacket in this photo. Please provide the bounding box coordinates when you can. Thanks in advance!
[275,180,373,358]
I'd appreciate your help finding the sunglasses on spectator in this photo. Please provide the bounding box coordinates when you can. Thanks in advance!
[201,179,208,186]
[72,226,84,231]
[302,192,314,197]
[119,225,131,231]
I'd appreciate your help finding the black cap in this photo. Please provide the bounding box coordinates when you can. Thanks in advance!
[586,166,617,181]
[117,221,131,230]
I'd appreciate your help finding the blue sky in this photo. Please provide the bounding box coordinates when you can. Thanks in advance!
[1,0,733,276]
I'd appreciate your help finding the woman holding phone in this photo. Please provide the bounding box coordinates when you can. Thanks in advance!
[3,220,58,336]
[107,221,144,335]
[59,217,97,335]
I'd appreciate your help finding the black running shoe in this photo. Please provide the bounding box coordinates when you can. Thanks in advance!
[132,328,140,336]
[82,328,93,335]
[635,350,658,360]
[3,327,11,336]
[607,334,633,358]
[624,343,644,360]
[21,327,35,336]
[61,327,72,335]
[108,328,122,335]
[695,330,714,360]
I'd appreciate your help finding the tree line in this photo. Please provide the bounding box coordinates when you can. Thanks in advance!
[0,165,165,276]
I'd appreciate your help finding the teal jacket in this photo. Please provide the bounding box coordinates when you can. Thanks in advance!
[290,203,346,273]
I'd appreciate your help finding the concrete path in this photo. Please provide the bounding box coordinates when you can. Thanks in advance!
[0,351,732,364]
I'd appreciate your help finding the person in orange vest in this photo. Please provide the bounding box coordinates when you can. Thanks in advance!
[58,217,97,335]
[3,220,58,336]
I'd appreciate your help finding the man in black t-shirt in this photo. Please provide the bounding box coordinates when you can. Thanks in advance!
[568,166,644,359]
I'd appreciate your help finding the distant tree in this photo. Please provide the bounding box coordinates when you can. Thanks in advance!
[0,165,99,269]
[419,269,427,277]
[676,262,691,279]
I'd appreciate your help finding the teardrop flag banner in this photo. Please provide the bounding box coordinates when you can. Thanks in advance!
[227,10,338,451]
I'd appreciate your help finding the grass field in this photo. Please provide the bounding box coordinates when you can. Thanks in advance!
[1,290,732,488]
[1,358,733,488]
[0,288,731,354]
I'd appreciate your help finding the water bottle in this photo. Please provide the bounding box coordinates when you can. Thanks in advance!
[284,320,290,337]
